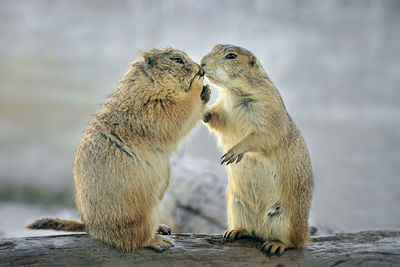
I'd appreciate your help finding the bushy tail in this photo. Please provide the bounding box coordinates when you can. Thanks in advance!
[26,217,85,232]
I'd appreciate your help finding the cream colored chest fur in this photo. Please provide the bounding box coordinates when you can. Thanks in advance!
[214,92,282,208]
[217,93,253,147]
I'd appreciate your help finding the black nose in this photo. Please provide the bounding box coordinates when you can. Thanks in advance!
[198,68,205,76]
[201,63,206,68]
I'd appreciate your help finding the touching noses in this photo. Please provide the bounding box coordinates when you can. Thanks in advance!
[200,57,207,69]
[198,68,205,76]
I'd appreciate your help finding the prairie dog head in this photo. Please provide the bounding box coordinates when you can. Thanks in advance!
[140,48,203,94]
[111,47,206,113]
[200,44,266,91]
[118,48,204,101]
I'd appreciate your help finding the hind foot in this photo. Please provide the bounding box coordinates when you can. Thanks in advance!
[223,229,249,242]
[146,234,173,252]
[261,241,288,257]
[157,224,171,235]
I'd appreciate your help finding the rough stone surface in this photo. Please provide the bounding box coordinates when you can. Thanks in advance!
[0,231,399,266]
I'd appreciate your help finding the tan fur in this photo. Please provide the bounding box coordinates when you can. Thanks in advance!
[27,47,210,252]
[201,44,313,255]
[26,217,85,232]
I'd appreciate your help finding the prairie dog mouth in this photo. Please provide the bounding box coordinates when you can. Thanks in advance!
[197,68,205,77]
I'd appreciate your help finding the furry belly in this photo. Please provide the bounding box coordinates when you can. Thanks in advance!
[228,153,279,204]
[227,154,289,241]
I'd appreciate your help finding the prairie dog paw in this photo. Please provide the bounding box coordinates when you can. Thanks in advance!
[261,241,288,257]
[157,224,171,235]
[201,84,211,103]
[147,235,173,252]
[223,229,248,242]
[203,111,212,123]
[221,147,245,165]
[189,74,204,92]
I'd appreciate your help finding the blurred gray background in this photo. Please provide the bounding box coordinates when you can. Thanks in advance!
[1,0,399,237]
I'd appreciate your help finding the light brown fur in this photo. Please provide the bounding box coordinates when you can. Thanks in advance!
[27,47,210,252]
[201,44,313,256]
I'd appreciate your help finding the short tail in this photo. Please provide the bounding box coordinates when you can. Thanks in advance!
[26,217,85,232]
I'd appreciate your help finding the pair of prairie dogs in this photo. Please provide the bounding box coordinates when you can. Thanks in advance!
[27,45,313,256]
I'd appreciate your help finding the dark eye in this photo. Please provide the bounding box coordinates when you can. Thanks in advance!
[225,53,237,59]
[171,57,184,64]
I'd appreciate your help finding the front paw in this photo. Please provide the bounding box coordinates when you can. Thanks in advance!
[157,224,171,235]
[203,111,211,123]
[221,147,245,165]
[201,84,211,104]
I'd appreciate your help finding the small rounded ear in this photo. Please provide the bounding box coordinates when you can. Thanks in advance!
[140,51,155,68]
[249,56,258,67]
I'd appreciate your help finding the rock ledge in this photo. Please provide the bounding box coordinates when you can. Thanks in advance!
[1,231,399,266]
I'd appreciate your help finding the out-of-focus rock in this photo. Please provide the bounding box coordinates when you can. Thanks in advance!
[160,156,227,234]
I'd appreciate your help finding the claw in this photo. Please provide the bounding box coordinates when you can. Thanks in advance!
[226,156,236,165]
[223,230,234,241]
[158,224,172,235]
[223,230,230,241]
[162,239,171,244]
[261,241,287,257]
[203,112,211,123]
[201,85,210,103]
[221,158,230,165]
[233,231,241,240]
[270,245,279,255]
[236,154,244,163]
[223,229,247,242]
[262,243,273,253]
[226,232,231,239]
[221,152,235,165]
[151,244,165,252]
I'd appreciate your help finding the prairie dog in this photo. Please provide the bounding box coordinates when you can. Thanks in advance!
[201,44,313,256]
[27,48,211,252]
